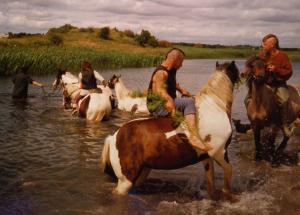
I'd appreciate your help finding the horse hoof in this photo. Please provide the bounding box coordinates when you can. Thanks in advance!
[221,190,240,203]
[208,190,220,201]
[255,153,263,161]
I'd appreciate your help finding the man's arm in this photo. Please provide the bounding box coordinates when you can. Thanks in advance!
[152,70,175,114]
[94,70,105,82]
[176,83,192,97]
[32,80,44,87]
[266,52,292,81]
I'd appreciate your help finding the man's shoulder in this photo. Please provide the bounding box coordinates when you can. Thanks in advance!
[153,69,168,79]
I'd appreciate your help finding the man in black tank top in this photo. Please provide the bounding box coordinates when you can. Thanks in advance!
[147,48,211,152]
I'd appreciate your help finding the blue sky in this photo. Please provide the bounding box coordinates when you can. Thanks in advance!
[0,0,299,47]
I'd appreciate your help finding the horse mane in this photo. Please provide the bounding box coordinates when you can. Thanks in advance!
[115,78,131,98]
[62,72,79,84]
[196,70,233,115]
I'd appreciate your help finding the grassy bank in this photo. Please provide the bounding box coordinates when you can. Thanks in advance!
[0,46,163,76]
[177,45,300,62]
[1,25,299,75]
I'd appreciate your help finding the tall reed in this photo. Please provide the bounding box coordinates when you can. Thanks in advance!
[0,47,163,76]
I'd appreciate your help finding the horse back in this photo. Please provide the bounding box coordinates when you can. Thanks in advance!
[116,117,207,179]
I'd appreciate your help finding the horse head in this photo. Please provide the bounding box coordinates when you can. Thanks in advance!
[243,55,266,84]
[52,68,67,90]
[108,74,121,89]
[216,61,240,85]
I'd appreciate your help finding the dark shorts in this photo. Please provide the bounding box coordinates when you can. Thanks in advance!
[152,97,196,117]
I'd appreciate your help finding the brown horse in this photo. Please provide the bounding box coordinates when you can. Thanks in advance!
[101,61,240,201]
[242,56,300,164]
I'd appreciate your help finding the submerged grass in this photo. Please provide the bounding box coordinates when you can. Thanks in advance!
[0,46,163,76]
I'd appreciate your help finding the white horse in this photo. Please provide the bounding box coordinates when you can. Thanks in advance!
[101,62,240,201]
[52,69,112,121]
[108,74,149,114]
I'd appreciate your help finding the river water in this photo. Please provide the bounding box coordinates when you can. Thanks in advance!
[1,59,300,215]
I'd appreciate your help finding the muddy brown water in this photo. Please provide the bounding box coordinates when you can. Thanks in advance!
[1,60,300,215]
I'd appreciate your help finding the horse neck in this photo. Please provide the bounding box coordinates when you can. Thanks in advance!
[250,80,268,108]
[62,74,78,84]
[196,71,233,115]
[115,79,131,98]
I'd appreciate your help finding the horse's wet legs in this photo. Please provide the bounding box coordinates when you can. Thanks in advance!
[114,177,133,195]
[253,127,263,160]
[272,136,289,166]
[213,152,237,202]
[134,168,151,187]
[202,158,217,200]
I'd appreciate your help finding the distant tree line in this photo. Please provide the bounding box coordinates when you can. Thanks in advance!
[5,24,299,50]
[8,32,42,39]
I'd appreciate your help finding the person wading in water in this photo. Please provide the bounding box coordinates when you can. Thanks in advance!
[12,65,44,100]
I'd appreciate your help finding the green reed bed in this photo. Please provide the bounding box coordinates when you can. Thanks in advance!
[0,46,163,76]
[178,46,300,62]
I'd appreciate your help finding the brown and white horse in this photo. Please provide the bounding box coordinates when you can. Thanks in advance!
[101,61,240,201]
[52,69,112,121]
[108,74,149,114]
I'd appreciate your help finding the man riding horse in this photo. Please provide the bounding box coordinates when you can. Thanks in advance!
[147,48,212,152]
[245,34,293,138]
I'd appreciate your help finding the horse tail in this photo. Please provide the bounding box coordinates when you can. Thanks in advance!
[100,135,116,179]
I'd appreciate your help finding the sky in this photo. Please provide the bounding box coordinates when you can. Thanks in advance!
[0,0,300,47]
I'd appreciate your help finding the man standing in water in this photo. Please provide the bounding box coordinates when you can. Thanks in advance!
[147,48,211,152]
[259,34,293,137]
[12,65,44,100]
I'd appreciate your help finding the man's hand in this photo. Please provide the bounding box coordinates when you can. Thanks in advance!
[181,89,192,97]
[267,64,276,72]
[165,100,176,114]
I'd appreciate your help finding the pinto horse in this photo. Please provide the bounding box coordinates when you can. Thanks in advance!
[101,61,240,200]
[52,69,112,121]
[242,56,300,163]
[108,75,149,114]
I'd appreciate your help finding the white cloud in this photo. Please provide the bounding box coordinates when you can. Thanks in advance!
[0,0,299,47]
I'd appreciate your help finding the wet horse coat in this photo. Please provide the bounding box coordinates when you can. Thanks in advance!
[101,61,239,199]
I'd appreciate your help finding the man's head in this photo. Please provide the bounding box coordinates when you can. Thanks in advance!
[262,34,280,53]
[165,48,185,69]
[81,61,93,72]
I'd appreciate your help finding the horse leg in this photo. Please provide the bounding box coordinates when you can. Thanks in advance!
[202,158,217,200]
[212,150,238,203]
[114,177,133,195]
[109,133,134,195]
[253,127,263,161]
[272,136,289,167]
[134,168,151,187]
[265,126,277,162]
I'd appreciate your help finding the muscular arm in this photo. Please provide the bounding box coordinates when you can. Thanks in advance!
[176,83,192,97]
[152,70,175,114]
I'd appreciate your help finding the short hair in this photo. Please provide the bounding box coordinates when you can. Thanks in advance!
[165,48,185,59]
[262,34,280,49]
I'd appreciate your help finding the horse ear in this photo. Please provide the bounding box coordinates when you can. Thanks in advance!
[230,61,235,66]
[216,61,219,68]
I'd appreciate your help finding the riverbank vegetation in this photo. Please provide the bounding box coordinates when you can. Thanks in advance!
[0,24,299,75]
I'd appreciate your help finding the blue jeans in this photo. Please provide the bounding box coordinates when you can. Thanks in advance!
[152,97,196,117]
